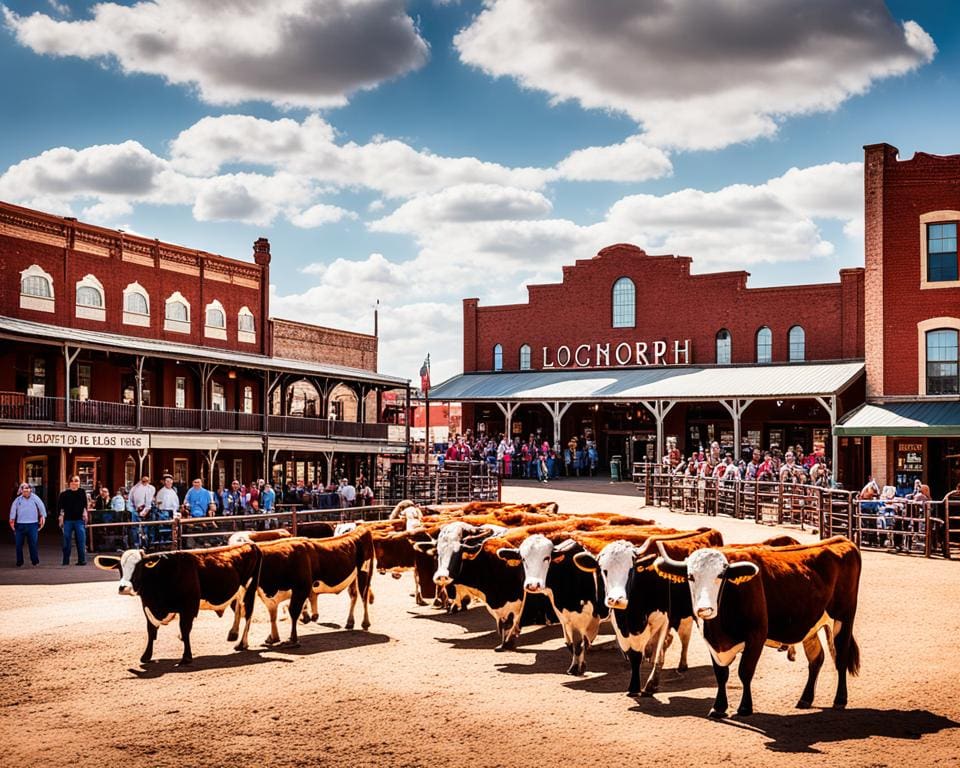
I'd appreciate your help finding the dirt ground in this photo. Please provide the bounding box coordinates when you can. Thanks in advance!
[1,484,959,768]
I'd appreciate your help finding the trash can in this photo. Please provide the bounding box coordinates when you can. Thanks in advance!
[610,456,622,482]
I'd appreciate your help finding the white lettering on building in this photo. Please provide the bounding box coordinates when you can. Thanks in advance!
[574,344,591,367]
[533,339,692,369]
[614,342,631,366]
[557,345,572,367]
[542,346,554,368]
[653,340,667,365]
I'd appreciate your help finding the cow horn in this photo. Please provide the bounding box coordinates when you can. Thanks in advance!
[144,558,160,569]
[653,540,689,583]
[554,538,577,553]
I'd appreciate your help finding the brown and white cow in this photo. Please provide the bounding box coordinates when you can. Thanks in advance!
[94,544,263,665]
[654,536,861,718]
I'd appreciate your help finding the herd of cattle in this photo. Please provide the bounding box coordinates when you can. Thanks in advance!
[94,499,862,719]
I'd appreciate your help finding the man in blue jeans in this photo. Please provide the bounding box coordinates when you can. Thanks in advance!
[9,482,46,566]
[58,475,89,566]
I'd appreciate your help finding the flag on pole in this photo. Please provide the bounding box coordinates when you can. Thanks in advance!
[419,354,431,395]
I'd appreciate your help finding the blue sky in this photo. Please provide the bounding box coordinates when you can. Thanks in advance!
[0,0,954,380]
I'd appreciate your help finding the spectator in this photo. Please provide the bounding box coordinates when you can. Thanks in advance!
[338,478,357,507]
[185,478,212,518]
[110,488,127,519]
[261,483,276,513]
[358,481,374,506]
[155,475,180,545]
[94,486,113,524]
[9,482,45,567]
[223,480,243,516]
[58,475,89,566]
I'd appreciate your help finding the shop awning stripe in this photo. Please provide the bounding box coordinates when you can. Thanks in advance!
[427,362,864,402]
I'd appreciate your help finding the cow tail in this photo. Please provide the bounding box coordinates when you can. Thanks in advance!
[359,532,374,605]
[846,634,860,677]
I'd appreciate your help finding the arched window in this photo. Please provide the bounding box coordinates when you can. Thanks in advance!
[20,265,55,313]
[926,328,959,394]
[493,344,503,371]
[788,325,805,362]
[612,277,635,328]
[75,275,104,307]
[205,301,226,328]
[122,282,150,327]
[164,291,191,333]
[238,306,255,334]
[715,329,731,365]
[126,291,148,315]
[74,274,106,321]
[756,326,772,364]
[519,344,532,371]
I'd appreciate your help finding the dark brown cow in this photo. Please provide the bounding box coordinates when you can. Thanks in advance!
[94,544,262,665]
[655,536,861,717]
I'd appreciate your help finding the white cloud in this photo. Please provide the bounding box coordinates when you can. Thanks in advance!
[3,0,429,108]
[554,136,672,183]
[289,203,358,229]
[455,0,935,150]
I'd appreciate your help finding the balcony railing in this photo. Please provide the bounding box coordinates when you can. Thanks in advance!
[0,392,399,442]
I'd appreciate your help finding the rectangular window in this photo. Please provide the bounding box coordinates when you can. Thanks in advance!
[330,400,344,420]
[927,223,959,282]
[242,386,254,414]
[29,358,46,398]
[122,374,135,405]
[233,458,243,484]
[173,458,188,485]
[73,363,91,401]
[211,381,226,411]
[124,458,136,490]
[927,329,959,395]
[175,377,186,409]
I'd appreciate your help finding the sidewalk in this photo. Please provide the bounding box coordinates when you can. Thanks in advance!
[0,538,116,586]
[502,475,640,497]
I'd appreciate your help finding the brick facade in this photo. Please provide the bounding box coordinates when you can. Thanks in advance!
[464,243,865,372]
[272,318,377,372]
[863,144,960,397]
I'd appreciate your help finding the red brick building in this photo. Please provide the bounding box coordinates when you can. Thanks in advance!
[835,144,960,496]
[436,243,866,484]
[0,200,409,510]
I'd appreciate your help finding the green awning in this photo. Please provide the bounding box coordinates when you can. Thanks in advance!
[834,401,960,437]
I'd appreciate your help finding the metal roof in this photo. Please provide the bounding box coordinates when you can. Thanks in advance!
[0,315,407,387]
[834,400,960,436]
[427,361,864,402]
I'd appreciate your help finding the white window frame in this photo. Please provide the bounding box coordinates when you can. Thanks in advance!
[242,385,254,414]
[612,277,636,329]
[756,326,772,364]
[75,274,105,321]
[175,376,187,409]
[238,305,256,344]
[20,264,55,313]
[788,325,805,362]
[205,299,227,340]
[716,329,732,365]
[919,211,960,290]
[164,291,191,334]
[210,381,226,412]
[123,282,150,327]
[493,344,503,372]
[519,344,532,371]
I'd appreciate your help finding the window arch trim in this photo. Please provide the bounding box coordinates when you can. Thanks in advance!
[493,344,503,372]
[756,326,772,364]
[20,264,55,313]
[75,274,105,321]
[164,291,191,334]
[238,305,256,343]
[918,317,960,395]
[788,325,805,362]
[715,328,731,365]
[122,282,150,327]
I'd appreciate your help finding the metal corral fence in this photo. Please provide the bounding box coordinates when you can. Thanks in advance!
[634,462,959,559]
[86,503,400,554]
[401,460,501,507]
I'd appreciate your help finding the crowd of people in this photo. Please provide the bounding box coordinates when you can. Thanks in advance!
[660,440,834,487]
[440,432,600,482]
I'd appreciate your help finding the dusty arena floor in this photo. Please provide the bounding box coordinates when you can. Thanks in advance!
[2,485,959,767]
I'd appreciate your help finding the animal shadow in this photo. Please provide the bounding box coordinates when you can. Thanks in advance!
[128,648,294,678]
[565,663,716,696]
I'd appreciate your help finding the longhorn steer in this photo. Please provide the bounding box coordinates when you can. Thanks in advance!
[94,544,262,665]
[654,536,861,718]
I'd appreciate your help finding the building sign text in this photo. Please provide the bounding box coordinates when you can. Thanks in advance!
[542,340,692,369]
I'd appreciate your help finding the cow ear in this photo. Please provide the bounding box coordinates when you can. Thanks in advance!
[496,547,522,565]
[652,556,688,584]
[412,541,436,556]
[461,541,483,560]
[725,561,760,585]
[143,558,160,569]
[573,551,598,573]
[94,555,121,571]
[634,553,657,572]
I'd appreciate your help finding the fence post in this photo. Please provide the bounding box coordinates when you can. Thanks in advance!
[924,503,931,558]
[291,508,298,537]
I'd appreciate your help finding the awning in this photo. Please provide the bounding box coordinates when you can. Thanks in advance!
[427,361,864,402]
[834,401,960,436]
[0,315,407,387]
[267,436,395,454]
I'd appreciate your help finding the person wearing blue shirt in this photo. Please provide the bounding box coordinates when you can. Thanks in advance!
[9,482,46,566]
[185,478,213,518]
[261,484,276,512]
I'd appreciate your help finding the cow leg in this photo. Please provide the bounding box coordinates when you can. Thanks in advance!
[413,570,427,606]
[676,617,693,673]
[735,640,763,717]
[235,583,258,651]
[301,592,319,624]
[708,659,730,719]
[264,600,281,645]
[359,576,372,631]
[177,613,195,665]
[626,649,643,696]
[346,577,359,629]
[285,591,308,646]
[141,616,158,664]
[567,630,585,676]
[796,634,826,708]
[227,594,243,643]
[641,622,670,696]
[495,613,519,651]
[832,620,860,709]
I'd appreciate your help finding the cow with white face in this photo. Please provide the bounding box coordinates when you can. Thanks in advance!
[101,548,146,595]
[654,537,862,718]
[573,539,691,695]
[497,534,607,675]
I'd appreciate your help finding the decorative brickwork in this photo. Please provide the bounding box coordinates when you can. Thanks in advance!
[271,318,378,372]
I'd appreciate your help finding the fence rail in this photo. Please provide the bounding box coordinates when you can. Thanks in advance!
[633,462,958,559]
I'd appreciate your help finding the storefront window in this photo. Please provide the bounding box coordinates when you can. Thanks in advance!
[173,458,188,485]
[211,381,226,411]
[926,328,959,394]
[715,329,731,365]
[124,458,136,490]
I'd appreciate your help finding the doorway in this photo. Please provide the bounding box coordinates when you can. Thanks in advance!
[20,455,48,505]
[73,456,99,494]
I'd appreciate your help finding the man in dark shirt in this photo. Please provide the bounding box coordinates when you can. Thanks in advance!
[58,475,89,566]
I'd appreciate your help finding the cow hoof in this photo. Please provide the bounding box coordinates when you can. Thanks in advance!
[677,663,688,673]
[280,640,300,649]
[361,621,370,630]
[233,643,247,652]
[627,690,640,698]
[176,658,193,667]
[226,631,239,642]
[345,621,355,630]
[833,701,847,710]
[310,614,319,623]
[736,707,753,717]
[139,656,153,664]
[300,615,311,625]
[263,638,279,647]
[707,709,728,720]
[639,688,656,697]
[796,699,812,709]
